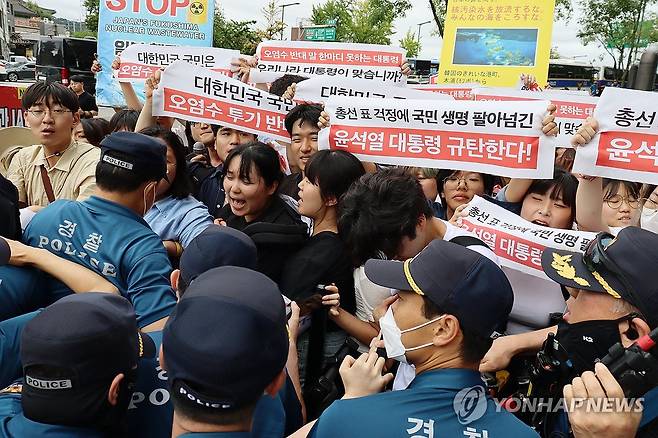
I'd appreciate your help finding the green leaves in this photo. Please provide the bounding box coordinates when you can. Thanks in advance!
[400,29,421,58]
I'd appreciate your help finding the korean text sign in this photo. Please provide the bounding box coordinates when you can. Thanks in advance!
[0,84,28,127]
[411,83,480,100]
[251,40,407,85]
[97,0,214,106]
[474,88,598,146]
[319,96,556,178]
[153,61,296,142]
[117,44,237,82]
[438,0,556,87]
[294,77,452,104]
[572,87,658,185]
[462,196,596,280]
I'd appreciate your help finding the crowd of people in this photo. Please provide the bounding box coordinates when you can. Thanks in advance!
[0,55,657,438]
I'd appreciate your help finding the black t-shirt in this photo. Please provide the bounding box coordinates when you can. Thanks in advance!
[217,196,308,284]
[279,231,356,332]
[0,175,21,239]
[77,91,98,112]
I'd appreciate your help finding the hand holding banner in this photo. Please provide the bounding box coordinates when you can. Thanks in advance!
[116,44,239,82]
[250,40,407,85]
[474,88,598,147]
[572,87,658,185]
[461,195,596,280]
[319,96,556,178]
[153,61,295,142]
[294,76,452,104]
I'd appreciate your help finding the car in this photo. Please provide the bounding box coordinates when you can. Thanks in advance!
[9,55,29,64]
[5,62,35,81]
[36,36,97,94]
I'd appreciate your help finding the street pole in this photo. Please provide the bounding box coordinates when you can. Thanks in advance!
[280,2,300,40]
[417,20,431,45]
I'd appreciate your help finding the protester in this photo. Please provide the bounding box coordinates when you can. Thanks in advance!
[109,109,139,132]
[0,293,155,436]
[640,184,658,234]
[217,142,308,284]
[68,75,98,119]
[279,150,364,393]
[279,104,323,200]
[434,169,496,219]
[139,126,213,257]
[10,131,177,330]
[162,266,290,437]
[406,167,439,202]
[7,81,100,207]
[295,239,537,437]
[73,118,106,147]
[0,174,21,239]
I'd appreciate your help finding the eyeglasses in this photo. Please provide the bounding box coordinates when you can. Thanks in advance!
[443,174,483,188]
[604,194,641,209]
[582,233,646,320]
[28,109,72,119]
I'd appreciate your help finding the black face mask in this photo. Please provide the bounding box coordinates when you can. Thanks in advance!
[556,316,632,375]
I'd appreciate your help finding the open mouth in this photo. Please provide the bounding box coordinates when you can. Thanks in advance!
[532,219,549,227]
[229,197,246,210]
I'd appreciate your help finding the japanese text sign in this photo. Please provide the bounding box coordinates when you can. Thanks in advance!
[572,87,658,184]
[97,0,214,106]
[250,40,407,85]
[319,96,556,178]
[474,88,598,146]
[438,0,556,87]
[294,77,452,104]
[153,61,295,142]
[117,44,237,82]
[462,196,596,280]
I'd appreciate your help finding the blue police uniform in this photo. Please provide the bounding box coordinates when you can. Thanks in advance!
[0,381,104,438]
[0,268,46,322]
[309,369,539,438]
[127,331,302,438]
[0,311,40,388]
[22,196,177,327]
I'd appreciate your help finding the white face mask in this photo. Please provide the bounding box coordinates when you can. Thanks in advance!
[379,306,444,364]
[641,207,658,234]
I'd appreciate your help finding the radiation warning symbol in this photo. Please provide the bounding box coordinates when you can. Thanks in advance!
[189,2,204,15]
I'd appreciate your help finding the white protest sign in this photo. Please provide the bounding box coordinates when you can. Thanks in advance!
[250,40,407,85]
[319,96,556,178]
[572,87,658,185]
[294,77,452,104]
[474,88,598,147]
[461,196,597,280]
[410,83,480,100]
[116,44,239,82]
[153,61,295,142]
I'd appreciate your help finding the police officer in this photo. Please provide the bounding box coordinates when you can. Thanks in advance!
[125,226,302,438]
[304,239,539,437]
[0,131,177,329]
[539,227,658,436]
[161,266,290,437]
[0,292,156,437]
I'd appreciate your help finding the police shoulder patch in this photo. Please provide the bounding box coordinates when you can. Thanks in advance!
[0,383,22,394]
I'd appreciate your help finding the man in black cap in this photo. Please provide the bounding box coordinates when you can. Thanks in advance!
[0,131,177,330]
[69,75,98,119]
[296,239,537,437]
[0,292,155,437]
[124,227,303,438]
[537,227,658,436]
[161,266,290,437]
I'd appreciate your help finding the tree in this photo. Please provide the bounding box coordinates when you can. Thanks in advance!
[213,10,261,54]
[257,0,285,40]
[25,0,53,18]
[429,0,573,38]
[550,46,561,59]
[400,29,421,58]
[83,0,99,34]
[578,0,657,80]
[311,0,411,44]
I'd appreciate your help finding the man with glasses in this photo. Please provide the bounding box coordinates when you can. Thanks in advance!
[7,82,99,208]
[484,227,658,436]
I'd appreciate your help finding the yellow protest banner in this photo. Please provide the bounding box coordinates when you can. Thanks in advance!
[438,1,556,87]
